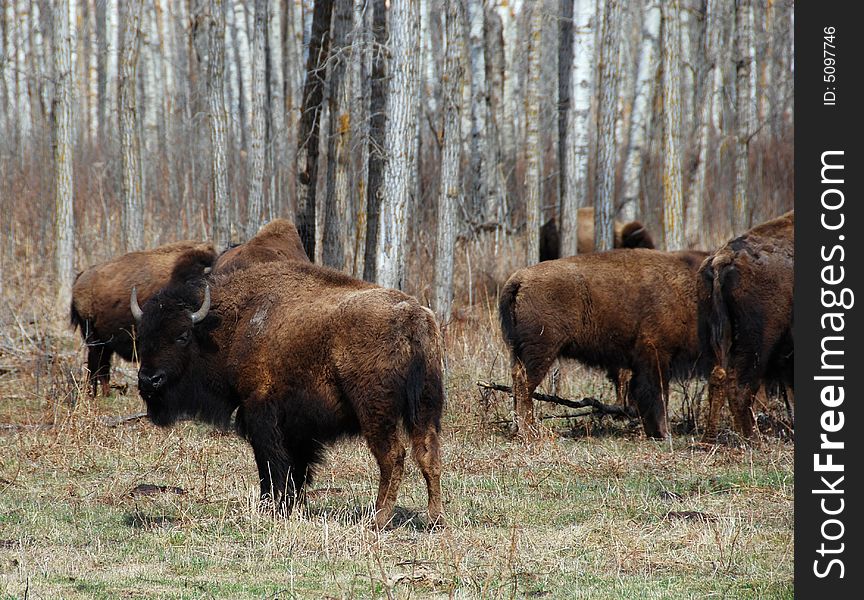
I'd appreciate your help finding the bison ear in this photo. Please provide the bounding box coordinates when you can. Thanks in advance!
[130,287,144,325]
[189,284,211,324]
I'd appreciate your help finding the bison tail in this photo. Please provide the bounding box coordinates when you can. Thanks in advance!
[498,278,521,358]
[402,345,444,436]
[70,300,85,333]
[707,257,734,367]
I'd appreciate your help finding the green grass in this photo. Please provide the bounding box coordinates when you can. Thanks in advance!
[0,320,793,599]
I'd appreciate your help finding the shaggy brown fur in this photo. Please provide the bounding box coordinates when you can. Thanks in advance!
[70,241,216,395]
[134,261,444,529]
[539,207,655,261]
[500,249,709,438]
[213,219,309,273]
[697,211,794,440]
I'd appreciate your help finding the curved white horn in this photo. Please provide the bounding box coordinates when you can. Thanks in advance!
[189,284,211,324]
[130,287,144,325]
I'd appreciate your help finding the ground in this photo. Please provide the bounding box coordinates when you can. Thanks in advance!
[0,310,793,599]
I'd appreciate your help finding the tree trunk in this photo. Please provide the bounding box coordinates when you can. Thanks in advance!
[620,0,660,223]
[594,0,623,252]
[485,5,506,226]
[522,2,543,265]
[661,0,684,251]
[296,0,334,260]
[733,0,752,233]
[322,0,353,269]
[467,0,489,222]
[350,0,371,278]
[120,1,145,252]
[374,0,419,290]
[2,2,16,138]
[105,0,120,134]
[224,0,241,140]
[434,0,464,324]
[560,0,595,257]
[246,0,268,238]
[86,0,98,143]
[233,0,254,151]
[268,0,286,220]
[362,0,387,282]
[31,0,51,124]
[15,0,32,142]
[54,0,75,312]
[209,0,232,249]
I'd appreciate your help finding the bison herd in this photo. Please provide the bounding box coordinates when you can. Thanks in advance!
[70,211,794,528]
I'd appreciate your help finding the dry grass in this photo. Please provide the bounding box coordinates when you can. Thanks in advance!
[0,274,793,599]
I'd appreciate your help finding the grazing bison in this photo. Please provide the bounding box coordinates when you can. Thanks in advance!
[500,249,709,438]
[132,261,444,528]
[698,211,794,440]
[213,218,309,273]
[539,207,655,261]
[70,241,216,395]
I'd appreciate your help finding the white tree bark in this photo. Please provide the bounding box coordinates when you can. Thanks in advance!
[733,0,752,233]
[350,0,371,278]
[86,0,98,142]
[434,0,464,323]
[224,2,241,140]
[120,1,144,251]
[375,0,420,290]
[15,0,32,141]
[267,0,285,220]
[560,0,596,257]
[31,0,50,123]
[523,1,543,264]
[1,3,15,135]
[155,0,175,137]
[141,4,159,154]
[594,0,623,252]
[246,0,267,237]
[233,0,253,149]
[209,0,232,249]
[105,0,120,132]
[467,0,489,222]
[620,0,660,225]
[54,0,75,311]
[661,0,685,251]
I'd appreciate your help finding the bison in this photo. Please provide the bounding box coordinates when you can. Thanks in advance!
[539,207,655,261]
[698,211,794,440]
[131,261,445,529]
[70,241,216,396]
[500,249,709,438]
[213,218,309,273]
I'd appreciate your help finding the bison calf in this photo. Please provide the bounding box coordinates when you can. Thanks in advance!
[70,241,216,395]
[500,249,709,438]
[133,261,444,529]
[698,211,794,440]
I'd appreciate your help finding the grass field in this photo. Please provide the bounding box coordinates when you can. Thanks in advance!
[0,298,794,599]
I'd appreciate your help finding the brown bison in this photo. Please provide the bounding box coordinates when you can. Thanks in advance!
[213,218,309,273]
[698,211,794,440]
[500,249,709,438]
[539,207,655,261]
[131,261,444,529]
[70,241,216,395]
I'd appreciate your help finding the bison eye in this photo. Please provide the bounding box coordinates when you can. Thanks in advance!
[176,331,190,346]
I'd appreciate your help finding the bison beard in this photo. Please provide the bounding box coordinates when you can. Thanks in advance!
[697,211,794,440]
[134,262,445,529]
[500,249,709,438]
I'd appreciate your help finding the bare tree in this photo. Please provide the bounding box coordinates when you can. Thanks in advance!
[296,0,334,260]
[350,0,371,278]
[209,0,232,250]
[523,1,543,265]
[363,0,387,281]
[733,0,752,233]
[104,0,120,133]
[233,0,254,149]
[467,0,489,222]
[375,0,419,290]
[594,0,623,252]
[54,0,75,311]
[120,1,145,252]
[246,0,267,237]
[660,0,684,251]
[267,0,286,219]
[434,0,464,323]
[15,0,32,142]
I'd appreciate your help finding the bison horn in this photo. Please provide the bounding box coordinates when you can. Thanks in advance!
[130,287,144,325]
[189,284,211,324]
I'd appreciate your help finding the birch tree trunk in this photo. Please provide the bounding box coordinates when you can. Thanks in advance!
[233,0,254,150]
[86,0,98,143]
[209,0,232,249]
[362,0,387,281]
[322,0,353,269]
[560,0,595,257]
[375,0,419,290]
[350,0,371,278]
[104,0,120,133]
[522,2,543,265]
[246,0,267,237]
[485,5,506,223]
[733,0,752,233]
[2,2,15,137]
[142,6,159,155]
[224,1,241,140]
[267,0,285,219]
[620,0,660,222]
[16,0,32,142]
[54,0,75,311]
[434,0,464,323]
[296,0,334,260]
[31,0,51,124]
[594,0,623,253]
[467,0,488,222]
[120,1,145,252]
[660,0,684,251]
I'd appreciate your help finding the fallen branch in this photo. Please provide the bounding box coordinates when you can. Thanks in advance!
[98,412,148,427]
[477,380,638,419]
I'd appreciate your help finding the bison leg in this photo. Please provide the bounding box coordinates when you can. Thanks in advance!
[511,357,554,435]
[630,372,669,439]
[410,425,444,528]
[367,435,407,529]
[86,345,113,396]
[726,369,757,438]
[702,366,727,443]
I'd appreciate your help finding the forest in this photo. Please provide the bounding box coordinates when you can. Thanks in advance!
[0,0,794,598]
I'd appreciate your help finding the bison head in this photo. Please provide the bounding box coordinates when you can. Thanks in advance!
[131,284,225,427]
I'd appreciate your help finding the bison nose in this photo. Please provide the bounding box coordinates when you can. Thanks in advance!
[139,370,166,392]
